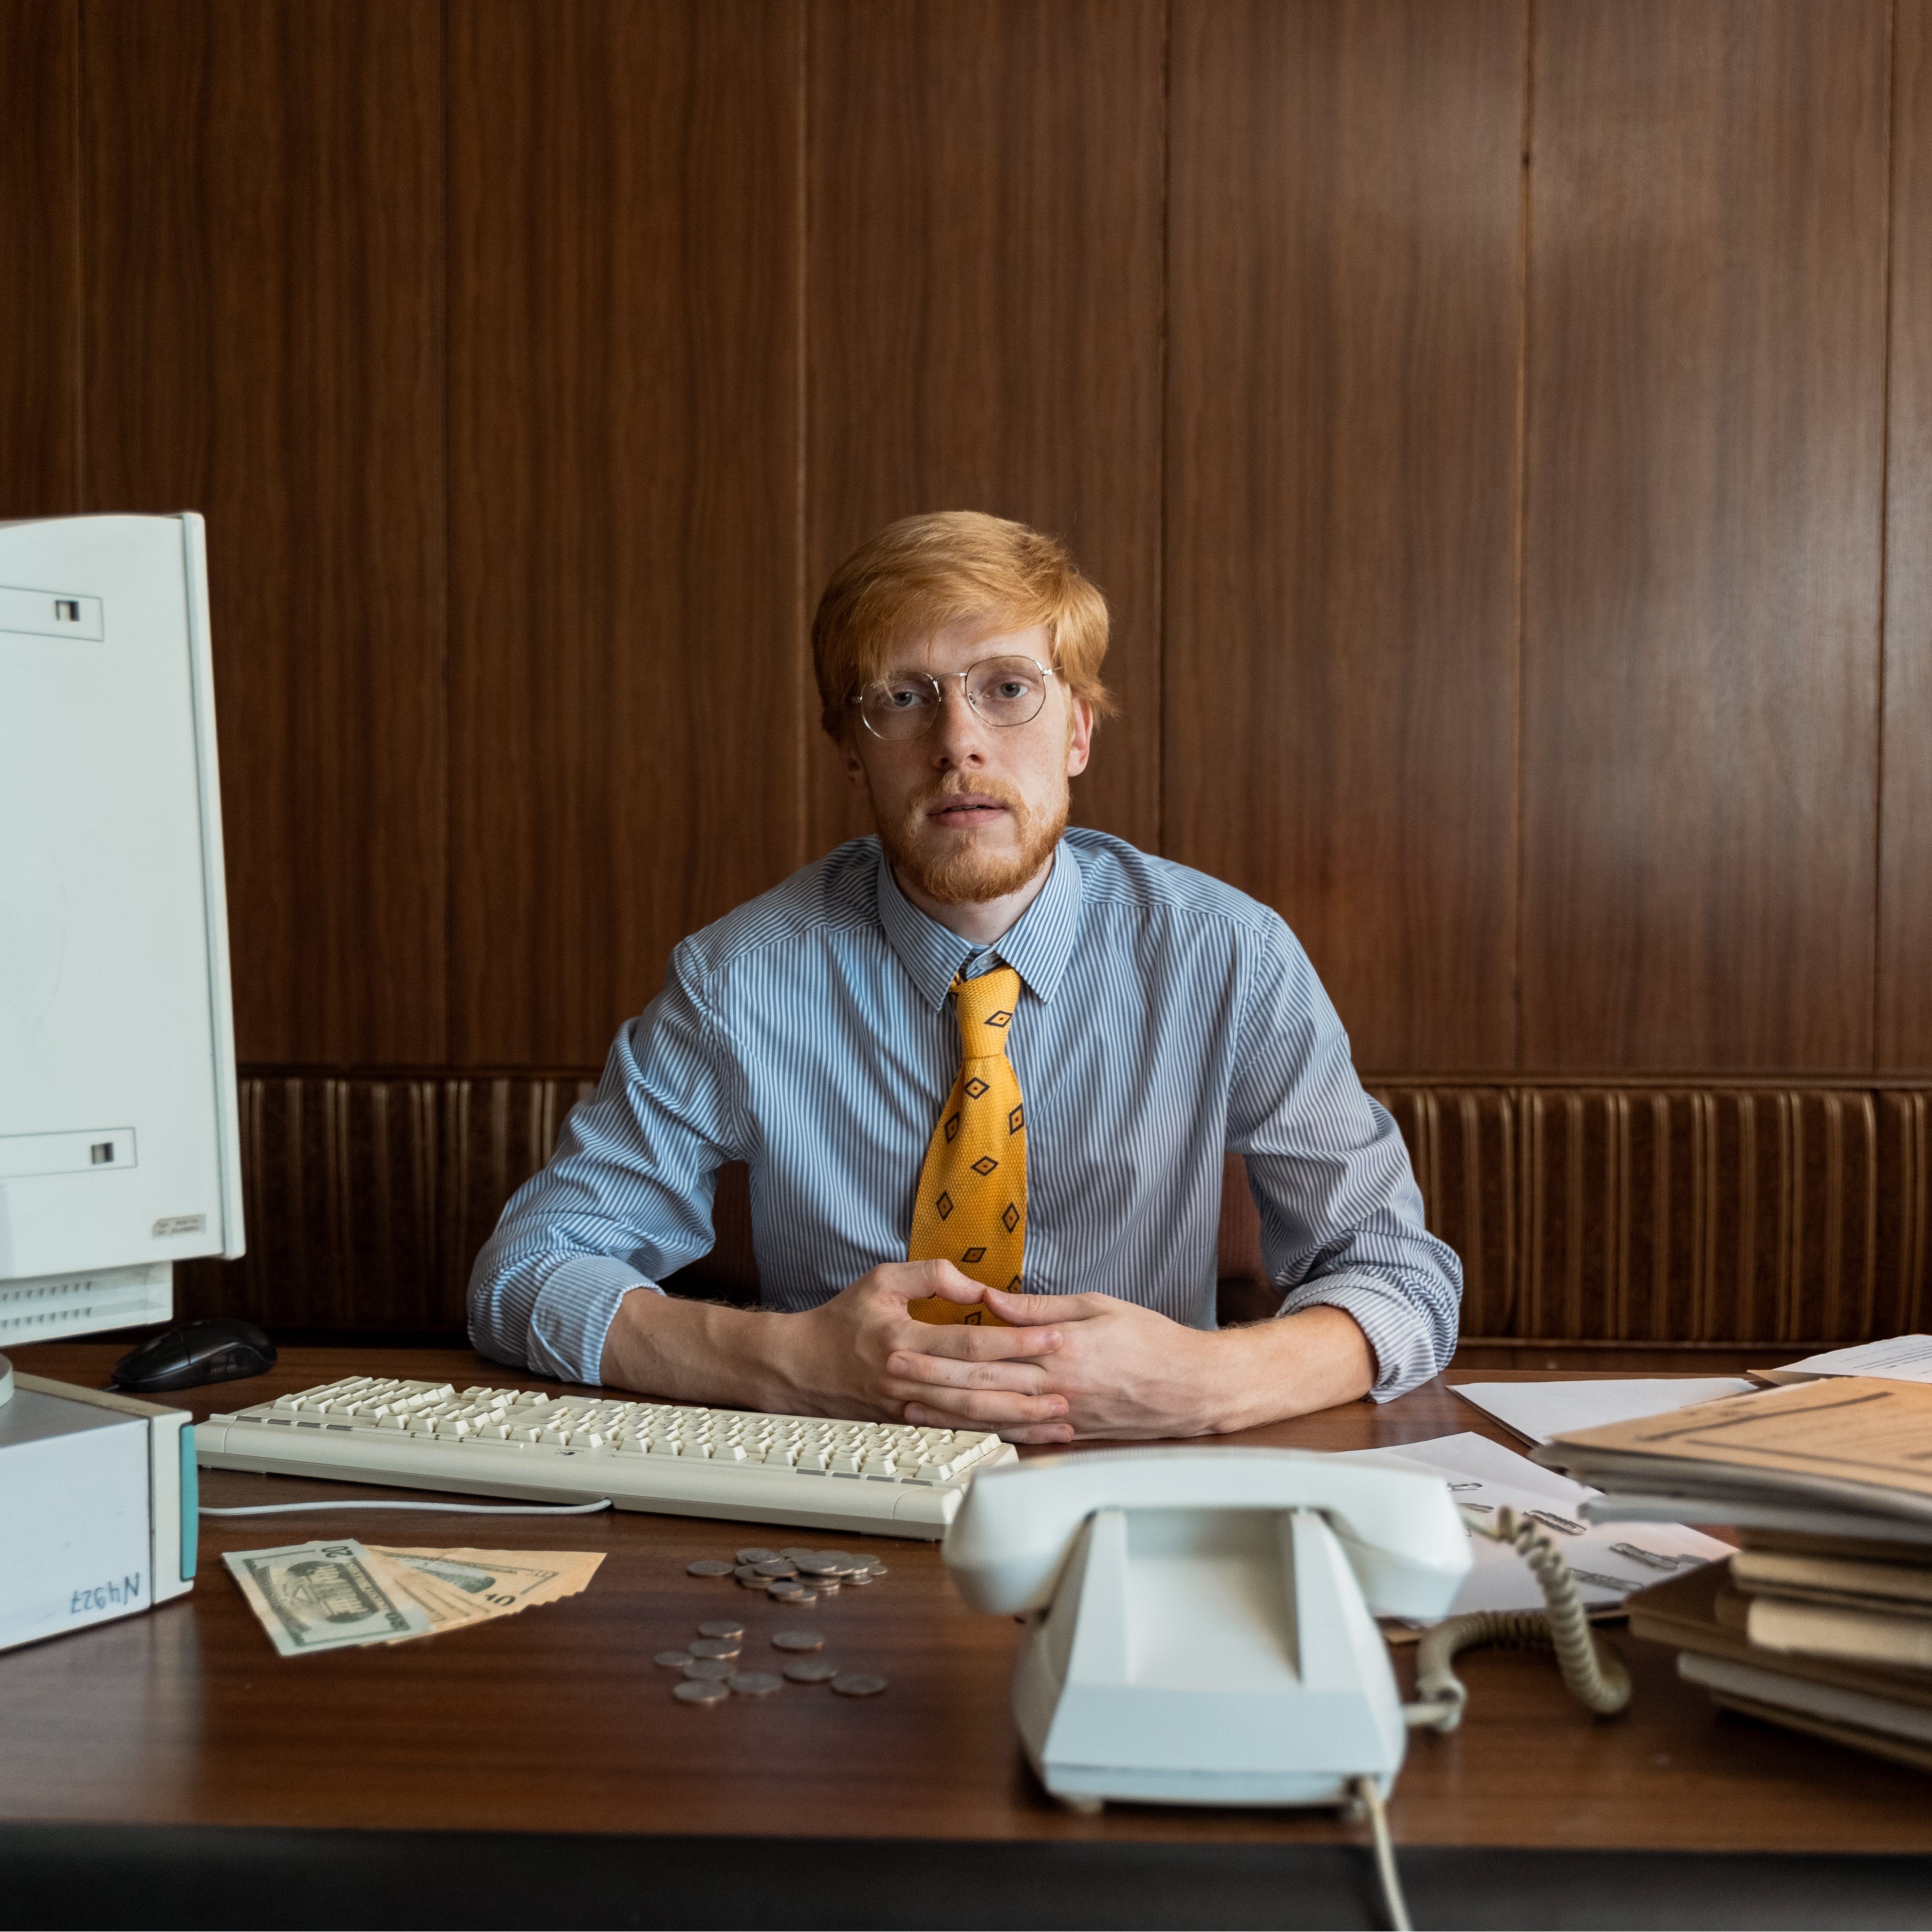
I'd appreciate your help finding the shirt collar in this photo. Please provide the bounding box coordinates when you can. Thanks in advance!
[873,837,1084,1011]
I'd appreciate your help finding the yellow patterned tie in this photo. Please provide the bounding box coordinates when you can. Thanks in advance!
[907,967,1027,1326]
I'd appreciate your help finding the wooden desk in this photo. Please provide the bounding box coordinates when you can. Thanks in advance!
[4,1345,1930,1930]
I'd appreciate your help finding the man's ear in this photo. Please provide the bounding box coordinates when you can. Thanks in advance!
[840,731,870,791]
[1065,698,1094,779]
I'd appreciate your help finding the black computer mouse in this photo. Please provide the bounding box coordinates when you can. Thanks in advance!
[110,1317,278,1393]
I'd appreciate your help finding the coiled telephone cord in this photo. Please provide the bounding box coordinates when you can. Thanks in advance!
[1405,1504,1633,1733]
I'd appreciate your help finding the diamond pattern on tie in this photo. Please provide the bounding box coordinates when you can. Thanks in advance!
[906,966,1027,1327]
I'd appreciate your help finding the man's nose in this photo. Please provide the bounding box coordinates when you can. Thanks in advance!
[930,681,989,762]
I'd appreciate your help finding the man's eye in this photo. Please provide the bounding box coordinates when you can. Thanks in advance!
[994,681,1028,700]
[883,687,927,709]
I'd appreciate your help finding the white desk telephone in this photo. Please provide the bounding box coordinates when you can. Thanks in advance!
[943,1448,1473,1810]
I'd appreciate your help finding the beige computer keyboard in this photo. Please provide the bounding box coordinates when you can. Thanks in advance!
[194,1375,1018,1537]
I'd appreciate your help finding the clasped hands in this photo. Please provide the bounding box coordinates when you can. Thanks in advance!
[795,1258,1228,1444]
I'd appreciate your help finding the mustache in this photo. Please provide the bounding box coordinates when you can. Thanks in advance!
[912,776,1026,815]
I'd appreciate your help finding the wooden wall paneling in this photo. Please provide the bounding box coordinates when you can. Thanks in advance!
[448,0,805,1068]
[81,0,446,1065]
[1166,0,1523,1073]
[805,0,1165,857]
[1371,1086,1518,1337]
[1876,1093,1932,1331]
[1520,0,1890,1072]
[1881,0,1932,1071]
[0,0,79,519]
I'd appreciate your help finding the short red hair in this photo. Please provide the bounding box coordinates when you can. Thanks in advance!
[811,511,1114,740]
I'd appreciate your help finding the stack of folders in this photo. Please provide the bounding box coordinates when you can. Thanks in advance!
[1535,1378,1932,1772]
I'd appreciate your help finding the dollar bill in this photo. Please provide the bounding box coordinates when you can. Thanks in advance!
[371,1548,606,1642]
[224,1539,434,1656]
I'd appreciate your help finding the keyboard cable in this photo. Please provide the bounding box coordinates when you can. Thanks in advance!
[199,1498,615,1517]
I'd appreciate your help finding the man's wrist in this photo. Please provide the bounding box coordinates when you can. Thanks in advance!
[1206,1305,1376,1431]
[599,1287,776,1408]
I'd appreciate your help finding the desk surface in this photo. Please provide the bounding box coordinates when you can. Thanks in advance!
[5,1345,1930,1926]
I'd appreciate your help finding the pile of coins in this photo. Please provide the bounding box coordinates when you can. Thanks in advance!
[663,1544,892,1704]
[686,1544,887,1605]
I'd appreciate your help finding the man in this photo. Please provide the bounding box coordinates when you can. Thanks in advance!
[470,512,1460,1441]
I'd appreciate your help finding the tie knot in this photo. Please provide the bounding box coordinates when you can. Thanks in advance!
[952,967,1020,1057]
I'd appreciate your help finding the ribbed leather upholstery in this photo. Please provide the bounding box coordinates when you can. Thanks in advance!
[176,1074,1932,1350]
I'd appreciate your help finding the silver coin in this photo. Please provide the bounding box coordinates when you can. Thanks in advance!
[780,1586,818,1605]
[813,1578,842,1595]
[688,1636,741,1659]
[771,1629,824,1652]
[697,1620,744,1640]
[845,1569,876,1587]
[830,1673,889,1697]
[766,1579,805,1598]
[739,1573,777,1590]
[682,1657,735,1681]
[819,1551,860,1569]
[753,1558,797,1578]
[779,1546,816,1563]
[783,1659,840,1684]
[733,1564,764,1580]
[674,1678,730,1705]
[687,1559,735,1577]
[795,1557,839,1576]
[729,1671,783,1697]
[736,1546,779,1564]
[653,1649,695,1668]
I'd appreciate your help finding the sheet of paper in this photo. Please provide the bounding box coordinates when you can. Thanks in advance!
[1333,1433,1729,1622]
[1339,1429,1586,1503]
[1775,1337,1932,1385]
[1452,1378,1756,1446]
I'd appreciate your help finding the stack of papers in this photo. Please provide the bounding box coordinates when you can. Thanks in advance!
[1533,1377,1932,1542]
[1333,1431,1728,1624]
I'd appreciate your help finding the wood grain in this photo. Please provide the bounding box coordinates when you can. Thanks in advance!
[5,1345,1932,1857]
[447,0,804,1067]
[0,0,79,519]
[1520,0,1890,1071]
[1882,0,1932,1072]
[805,0,1165,858]
[1166,0,1524,1073]
[80,0,446,1065]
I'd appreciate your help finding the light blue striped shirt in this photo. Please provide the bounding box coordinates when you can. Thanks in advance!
[468,831,1460,1402]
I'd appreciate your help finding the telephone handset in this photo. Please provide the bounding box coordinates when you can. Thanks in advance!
[943,1448,1472,1812]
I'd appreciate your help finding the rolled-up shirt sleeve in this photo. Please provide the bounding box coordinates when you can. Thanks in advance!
[1225,922,1462,1400]
[466,942,742,1384]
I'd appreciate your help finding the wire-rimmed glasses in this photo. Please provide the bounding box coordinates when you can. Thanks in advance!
[849,655,1058,742]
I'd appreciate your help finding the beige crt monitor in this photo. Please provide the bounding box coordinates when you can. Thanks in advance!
[0,512,243,1375]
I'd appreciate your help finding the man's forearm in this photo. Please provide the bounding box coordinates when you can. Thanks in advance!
[598,1287,785,1408]
[1204,1305,1376,1431]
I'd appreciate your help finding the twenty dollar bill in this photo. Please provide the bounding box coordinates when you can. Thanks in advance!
[224,1539,434,1656]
